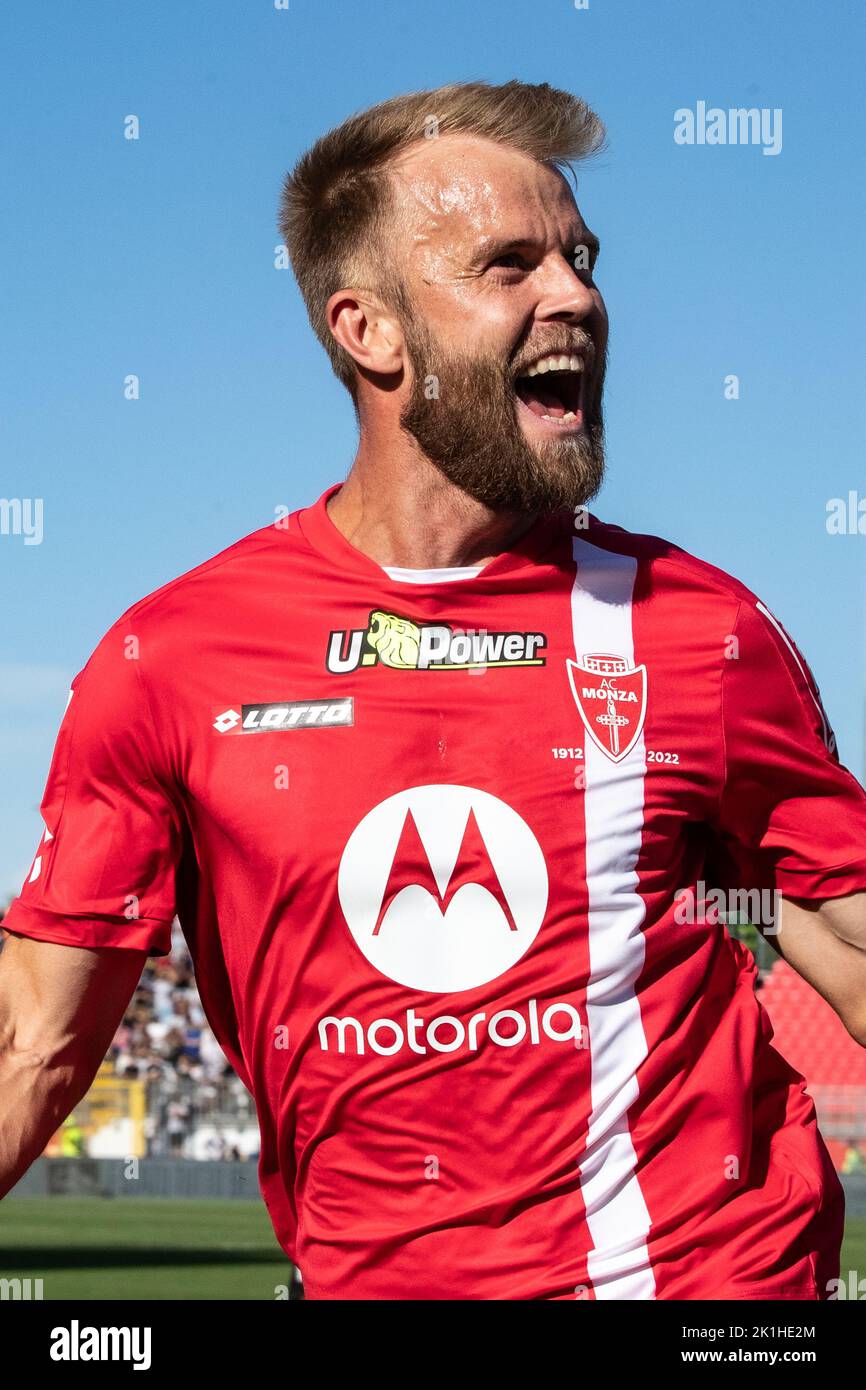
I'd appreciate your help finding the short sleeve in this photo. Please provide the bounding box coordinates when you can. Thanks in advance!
[710,598,866,901]
[2,624,182,954]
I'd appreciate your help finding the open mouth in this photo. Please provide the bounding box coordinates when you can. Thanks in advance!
[514,354,586,428]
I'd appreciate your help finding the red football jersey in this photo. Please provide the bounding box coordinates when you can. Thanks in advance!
[7,483,866,1299]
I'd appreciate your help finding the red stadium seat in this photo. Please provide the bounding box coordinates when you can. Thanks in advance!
[758,962,866,1166]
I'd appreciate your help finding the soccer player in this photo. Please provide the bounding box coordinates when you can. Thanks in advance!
[2,80,866,1300]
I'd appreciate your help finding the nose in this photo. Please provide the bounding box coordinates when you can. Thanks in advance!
[535,255,600,326]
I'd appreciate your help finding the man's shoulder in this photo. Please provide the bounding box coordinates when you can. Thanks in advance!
[93,513,310,663]
[577,512,761,610]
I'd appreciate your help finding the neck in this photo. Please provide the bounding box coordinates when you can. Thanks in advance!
[326,429,539,570]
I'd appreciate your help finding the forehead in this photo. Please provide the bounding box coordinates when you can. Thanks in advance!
[387,133,586,256]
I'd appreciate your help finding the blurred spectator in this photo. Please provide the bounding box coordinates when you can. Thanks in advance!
[100,922,254,1156]
[60,1118,87,1157]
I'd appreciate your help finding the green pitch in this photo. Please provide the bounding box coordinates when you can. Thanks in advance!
[840,1219,866,1282]
[0,1198,290,1300]
[2,1198,865,1299]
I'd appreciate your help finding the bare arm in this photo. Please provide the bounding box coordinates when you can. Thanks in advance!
[0,933,147,1198]
[775,891,866,1048]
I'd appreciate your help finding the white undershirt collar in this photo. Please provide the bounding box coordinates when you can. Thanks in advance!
[381,564,484,584]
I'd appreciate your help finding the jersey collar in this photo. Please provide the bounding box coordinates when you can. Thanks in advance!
[296,483,568,587]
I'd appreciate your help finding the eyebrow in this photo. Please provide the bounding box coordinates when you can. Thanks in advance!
[469,229,601,268]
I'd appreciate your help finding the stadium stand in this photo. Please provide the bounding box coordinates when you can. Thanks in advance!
[758,959,866,1172]
[105,923,259,1161]
[0,916,259,1162]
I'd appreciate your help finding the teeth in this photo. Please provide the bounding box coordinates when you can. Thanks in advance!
[541,411,578,423]
[523,352,585,377]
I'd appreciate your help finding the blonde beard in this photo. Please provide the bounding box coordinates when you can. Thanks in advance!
[399,323,606,513]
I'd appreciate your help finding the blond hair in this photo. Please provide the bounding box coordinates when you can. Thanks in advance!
[279,80,605,398]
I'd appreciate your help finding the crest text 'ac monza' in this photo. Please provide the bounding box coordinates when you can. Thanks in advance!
[566,652,647,763]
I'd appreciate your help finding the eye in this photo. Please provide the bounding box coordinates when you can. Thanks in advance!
[488,252,531,273]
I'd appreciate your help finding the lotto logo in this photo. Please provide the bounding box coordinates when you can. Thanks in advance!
[213,699,354,733]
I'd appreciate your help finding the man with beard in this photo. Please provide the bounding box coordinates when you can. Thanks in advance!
[3,80,866,1301]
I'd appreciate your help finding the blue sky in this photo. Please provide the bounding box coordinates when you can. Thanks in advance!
[1,0,864,899]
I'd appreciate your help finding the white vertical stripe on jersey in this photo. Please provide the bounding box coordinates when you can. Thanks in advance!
[570,538,655,1300]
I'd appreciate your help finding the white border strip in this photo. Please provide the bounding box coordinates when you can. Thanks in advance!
[571,537,655,1299]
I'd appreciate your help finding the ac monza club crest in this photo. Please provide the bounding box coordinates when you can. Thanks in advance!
[338,784,548,993]
[566,652,647,763]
